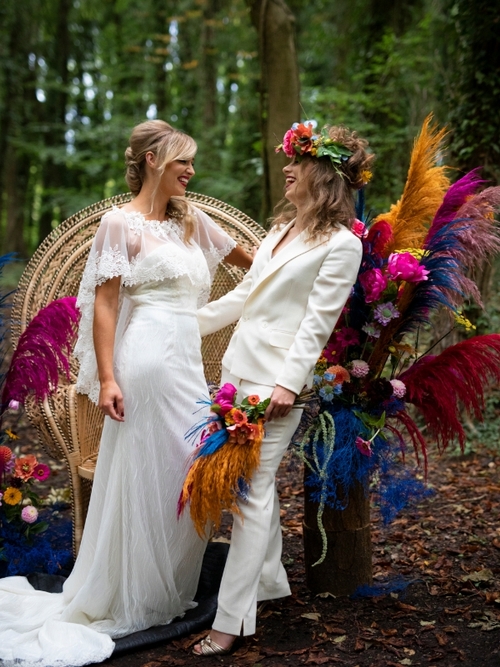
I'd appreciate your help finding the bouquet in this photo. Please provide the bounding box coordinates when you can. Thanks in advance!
[297,115,500,563]
[0,431,50,561]
[178,383,269,535]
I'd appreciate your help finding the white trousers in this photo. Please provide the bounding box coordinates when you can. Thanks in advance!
[212,368,303,636]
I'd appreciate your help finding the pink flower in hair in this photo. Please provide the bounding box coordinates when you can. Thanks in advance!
[386,252,429,283]
[282,129,295,158]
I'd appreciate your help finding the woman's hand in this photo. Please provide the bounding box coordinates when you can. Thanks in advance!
[264,385,297,421]
[225,244,254,270]
[98,380,125,422]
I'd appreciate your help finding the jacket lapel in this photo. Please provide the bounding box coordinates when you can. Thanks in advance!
[249,223,327,297]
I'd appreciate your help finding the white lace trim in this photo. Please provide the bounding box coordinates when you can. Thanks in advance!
[74,208,235,404]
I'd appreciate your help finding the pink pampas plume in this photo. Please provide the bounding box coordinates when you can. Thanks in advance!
[2,297,80,406]
[399,334,500,452]
[425,168,485,244]
[452,186,500,270]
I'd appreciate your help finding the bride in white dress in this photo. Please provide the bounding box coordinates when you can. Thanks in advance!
[0,120,252,667]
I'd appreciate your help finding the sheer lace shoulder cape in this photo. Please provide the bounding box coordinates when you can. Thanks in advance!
[74,205,236,403]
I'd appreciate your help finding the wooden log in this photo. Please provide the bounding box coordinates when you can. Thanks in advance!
[303,467,373,596]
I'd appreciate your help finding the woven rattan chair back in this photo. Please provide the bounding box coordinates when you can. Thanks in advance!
[11,193,264,555]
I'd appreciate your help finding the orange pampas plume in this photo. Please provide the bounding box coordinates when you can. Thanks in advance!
[179,420,265,537]
[374,115,450,255]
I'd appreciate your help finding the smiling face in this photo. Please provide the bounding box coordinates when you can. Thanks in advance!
[283,158,313,208]
[157,157,195,199]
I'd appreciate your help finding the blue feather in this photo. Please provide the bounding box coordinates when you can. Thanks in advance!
[193,427,229,459]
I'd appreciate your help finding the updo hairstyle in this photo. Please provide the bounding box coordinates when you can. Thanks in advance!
[125,120,197,241]
[273,125,374,241]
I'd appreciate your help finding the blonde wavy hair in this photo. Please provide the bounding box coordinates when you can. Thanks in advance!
[272,125,374,241]
[125,120,197,242]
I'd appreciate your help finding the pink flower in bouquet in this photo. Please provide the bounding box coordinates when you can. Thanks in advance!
[33,463,50,481]
[216,383,238,404]
[21,505,38,524]
[386,252,429,283]
[213,383,238,416]
[352,219,367,238]
[8,400,20,411]
[359,268,388,303]
[350,360,370,378]
[355,436,372,456]
[336,327,360,348]
[390,379,406,398]
[323,342,338,362]
[14,455,37,481]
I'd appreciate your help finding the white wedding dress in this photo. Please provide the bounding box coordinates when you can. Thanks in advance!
[0,206,236,667]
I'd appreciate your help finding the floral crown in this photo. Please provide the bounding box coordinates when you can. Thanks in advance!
[276,121,351,171]
[275,121,372,185]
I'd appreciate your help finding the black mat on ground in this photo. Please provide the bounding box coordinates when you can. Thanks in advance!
[29,541,229,655]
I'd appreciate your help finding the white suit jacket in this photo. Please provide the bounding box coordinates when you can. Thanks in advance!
[197,220,363,395]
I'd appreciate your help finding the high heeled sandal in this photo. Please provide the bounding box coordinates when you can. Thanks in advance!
[192,635,233,656]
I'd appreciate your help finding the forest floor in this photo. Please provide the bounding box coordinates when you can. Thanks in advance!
[7,409,500,667]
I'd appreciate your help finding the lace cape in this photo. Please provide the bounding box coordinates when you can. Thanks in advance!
[74,205,236,403]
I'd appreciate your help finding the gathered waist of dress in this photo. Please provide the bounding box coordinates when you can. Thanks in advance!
[129,301,198,317]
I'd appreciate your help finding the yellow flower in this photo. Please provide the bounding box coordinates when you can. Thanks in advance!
[397,247,427,260]
[454,311,476,331]
[3,487,22,505]
[5,429,19,440]
[361,169,372,184]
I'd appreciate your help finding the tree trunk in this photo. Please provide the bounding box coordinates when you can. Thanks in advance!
[38,0,71,245]
[246,0,300,222]
[303,469,373,595]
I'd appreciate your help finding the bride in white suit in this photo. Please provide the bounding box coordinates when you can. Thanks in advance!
[193,123,374,655]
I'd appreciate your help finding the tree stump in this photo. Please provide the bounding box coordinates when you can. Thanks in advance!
[303,467,372,596]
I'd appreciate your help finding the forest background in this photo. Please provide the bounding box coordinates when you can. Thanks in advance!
[1,0,499,332]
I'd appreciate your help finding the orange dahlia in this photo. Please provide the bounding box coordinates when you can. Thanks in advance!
[326,365,351,385]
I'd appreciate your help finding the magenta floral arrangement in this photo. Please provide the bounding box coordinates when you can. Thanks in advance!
[296,116,500,564]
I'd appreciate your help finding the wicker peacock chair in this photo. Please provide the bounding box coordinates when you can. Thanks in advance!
[10,193,265,556]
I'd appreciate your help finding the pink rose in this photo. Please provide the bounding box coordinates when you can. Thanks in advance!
[215,383,237,404]
[386,253,429,283]
[352,219,367,238]
[213,383,238,416]
[359,268,388,303]
[282,129,295,158]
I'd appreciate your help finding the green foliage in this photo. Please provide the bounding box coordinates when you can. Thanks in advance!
[1,0,499,256]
